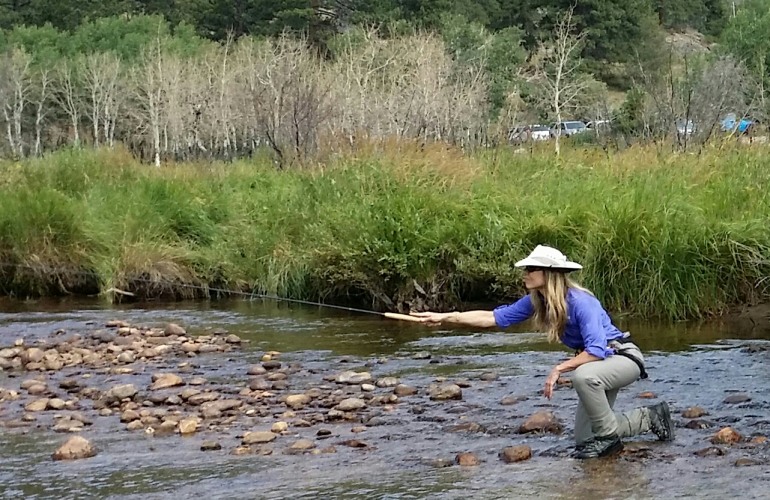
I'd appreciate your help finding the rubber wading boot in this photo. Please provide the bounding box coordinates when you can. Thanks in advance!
[647,401,675,441]
[574,434,623,459]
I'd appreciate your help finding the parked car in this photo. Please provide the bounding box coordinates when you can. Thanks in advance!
[676,119,696,137]
[720,113,754,134]
[509,124,551,143]
[550,121,587,138]
[529,124,551,141]
[586,120,611,132]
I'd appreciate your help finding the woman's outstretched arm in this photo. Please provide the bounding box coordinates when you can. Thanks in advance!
[410,310,497,328]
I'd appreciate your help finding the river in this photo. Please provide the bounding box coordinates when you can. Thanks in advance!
[1,298,769,499]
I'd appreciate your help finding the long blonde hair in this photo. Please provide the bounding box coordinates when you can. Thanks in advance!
[530,270,593,343]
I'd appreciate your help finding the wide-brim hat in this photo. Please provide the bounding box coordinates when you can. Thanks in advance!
[514,245,582,271]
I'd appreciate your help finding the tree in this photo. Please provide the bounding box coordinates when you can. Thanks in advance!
[535,6,589,155]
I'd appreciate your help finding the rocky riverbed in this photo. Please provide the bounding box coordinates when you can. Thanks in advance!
[1,303,769,499]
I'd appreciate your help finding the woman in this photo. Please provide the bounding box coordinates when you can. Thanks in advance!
[411,245,675,459]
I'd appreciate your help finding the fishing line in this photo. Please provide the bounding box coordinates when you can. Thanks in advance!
[0,261,420,322]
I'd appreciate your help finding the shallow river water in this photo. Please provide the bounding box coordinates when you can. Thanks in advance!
[1,298,769,500]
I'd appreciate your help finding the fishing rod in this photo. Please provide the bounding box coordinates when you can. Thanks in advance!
[0,261,423,323]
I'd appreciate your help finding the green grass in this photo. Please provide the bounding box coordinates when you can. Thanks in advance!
[1,143,769,320]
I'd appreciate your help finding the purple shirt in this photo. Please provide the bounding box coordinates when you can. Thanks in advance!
[492,289,624,358]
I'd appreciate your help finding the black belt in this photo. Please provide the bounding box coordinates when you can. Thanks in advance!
[612,337,648,379]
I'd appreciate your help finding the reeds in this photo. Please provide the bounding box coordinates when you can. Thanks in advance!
[1,144,768,319]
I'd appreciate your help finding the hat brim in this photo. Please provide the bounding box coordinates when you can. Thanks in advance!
[514,257,583,271]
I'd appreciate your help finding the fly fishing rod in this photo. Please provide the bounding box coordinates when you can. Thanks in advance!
[0,262,425,323]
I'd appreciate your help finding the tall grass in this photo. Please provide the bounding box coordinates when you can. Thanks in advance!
[1,144,769,319]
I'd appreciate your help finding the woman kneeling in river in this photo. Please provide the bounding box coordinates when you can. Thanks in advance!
[411,245,675,459]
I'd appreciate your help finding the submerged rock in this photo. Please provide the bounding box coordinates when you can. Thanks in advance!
[500,445,532,463]
[517,411,563,435]
[428,384,462,401]
[455,452,480,466]
[683,406,709,419]
[52,436,96,461]
[711,427,742,445]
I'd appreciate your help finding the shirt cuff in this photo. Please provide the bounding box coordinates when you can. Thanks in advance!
[584,345,608,359]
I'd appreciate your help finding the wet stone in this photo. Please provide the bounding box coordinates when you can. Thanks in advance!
[637,391,657,399]
[735,458,762,467]
[711,427,742,445]
[685,419,715,429]
[52,436,96,461]
[518,411,563,435]
[412,352,431,360]
[375,377,399,388]
[262,361,282,371]
[500,445,532,463]
[428,384,462,401]
[501,395,528,406]
[683,406,709,419]
[724,394,751,404]
[242,432,276,445]
[455,452,480,466]
[449,422,485,433]
[201,441,222,451]
[694,446,727,457]
[479,372,498,381]
[422,458,454,468]
[394,385,418,397]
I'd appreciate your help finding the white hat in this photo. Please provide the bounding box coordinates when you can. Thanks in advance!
[514,245,583,271]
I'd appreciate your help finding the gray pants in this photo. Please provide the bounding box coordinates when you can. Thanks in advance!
[572,344,651,444]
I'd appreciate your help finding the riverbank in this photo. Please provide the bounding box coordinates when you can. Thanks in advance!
[1,144,769,320]
[1,302,769,498]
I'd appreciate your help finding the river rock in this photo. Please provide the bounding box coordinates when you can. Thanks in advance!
[694,446,727,457]
[27,384,48,396]
[103,384,138,404]
[286,394,312,409]
[262,361,282,370]
[361,384,376,392]
[711,427,742,444]
[455,452,480,466]
[201,441,222,451]
[25,399,50,412]
[683,406,708,418]
[339,439,368,448]
[242,431,276,445]
[479,371,498,381]
[517,411,563,434]
[200,399,242,414]
[288,439,316,452]
[248,365,267,375]
[165,323,186,336]
[394,384,417,396]
[750,436,768,445]
[336,371,372,385]
[336,398,366,412]
[723,394,751,404]
[685,419,714,429]
[117,352,135,363]
[22,348,45,364]
[179,417,201,435]
[52,436,96,461]
[187,392,220,405]
[501,395,528,405]
[735,458,762,467]
[271,422,289,433]
[449,422,486,432]
[428,384,462,401]
[126,420,144,431]
[151,373,184,390]
[500,445,532,463]
[249,379,271,391]
[376,377,399,388]
[637,391,657,399]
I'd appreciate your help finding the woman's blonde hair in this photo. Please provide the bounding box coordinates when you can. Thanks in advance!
[530,270,593,343]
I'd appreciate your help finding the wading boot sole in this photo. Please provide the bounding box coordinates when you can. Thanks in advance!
[574,435,623,459]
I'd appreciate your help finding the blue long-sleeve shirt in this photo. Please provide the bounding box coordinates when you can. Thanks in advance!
[492,289,624,358]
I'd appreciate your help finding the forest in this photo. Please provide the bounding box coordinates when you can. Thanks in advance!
[0,0,767,164]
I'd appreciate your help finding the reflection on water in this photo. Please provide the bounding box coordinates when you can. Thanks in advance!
[1,297,770,499]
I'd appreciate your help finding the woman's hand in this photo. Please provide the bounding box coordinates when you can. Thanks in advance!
[543,367,561,400]
[409,311,455,324]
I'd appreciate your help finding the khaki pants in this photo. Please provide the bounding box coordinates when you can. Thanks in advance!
[572,344,651,444]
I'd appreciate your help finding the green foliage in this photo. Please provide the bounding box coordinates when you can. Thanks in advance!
[721,0,770,81]
[2,146,770,319]
[614,87,646,135]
